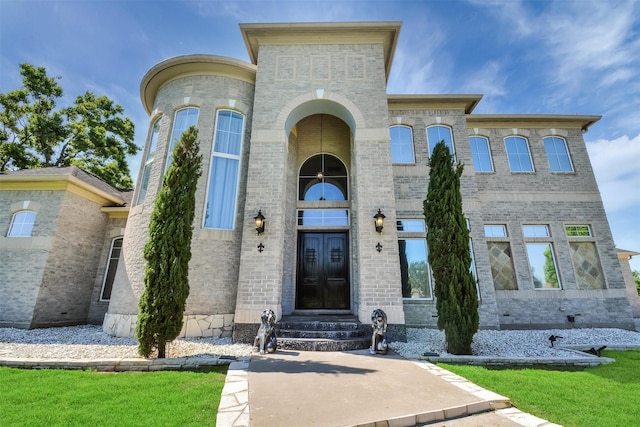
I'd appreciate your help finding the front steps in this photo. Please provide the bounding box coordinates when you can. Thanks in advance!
[276,315,371,351]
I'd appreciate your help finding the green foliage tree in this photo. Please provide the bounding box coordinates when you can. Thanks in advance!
[0,63,137,188]
[633,270,640,296]
[543,246,559,288]
[424,141,479,355]
[136,126,202,358]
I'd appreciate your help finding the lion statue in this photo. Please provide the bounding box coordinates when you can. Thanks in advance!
[370,308,389,355]
[254,308,278,354]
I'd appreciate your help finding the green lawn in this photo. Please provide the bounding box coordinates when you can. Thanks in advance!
[0,366,227,427]
[440,350,640,427]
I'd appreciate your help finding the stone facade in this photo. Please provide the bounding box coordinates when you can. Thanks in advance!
[0,167,128,328]
[1,22,637,335]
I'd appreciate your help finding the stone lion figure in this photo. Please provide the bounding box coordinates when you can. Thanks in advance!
[370,308,389,355]
[254,308,277,354]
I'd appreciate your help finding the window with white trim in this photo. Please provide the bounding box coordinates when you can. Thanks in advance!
[544,136,574,172]
[523,225,560,289]
[485,225,517,290]
[165,107,199,173]
[100,237,123,301]
[566,225,605,289]
[469,136,494,172]
[7,210,36,237]
[504,136,534,172]
[397,219,432,299]
[389,125,415,164]
[135,119,161,205]
[427,125,455,158]
[204,110,244,230]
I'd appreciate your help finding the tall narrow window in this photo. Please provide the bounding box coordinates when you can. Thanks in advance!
[485,225,517,290]
[469,136,493,172]
[397,219,432,299]
[426,125,454,158]
[204,110,244,230]
[566,225,605,289]
[165,107,199,172]
[544,136,573,172]
[100,237,123,301]
[7,210,36,237]
[523,225,560,289]
[504,136,534,172]
[389,125,415,164]
[135,120,161,205]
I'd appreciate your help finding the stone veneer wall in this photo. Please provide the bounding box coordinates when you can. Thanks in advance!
[234,42,406,332]
[30,191,109,328]
[395,118,634,330]
[0,193,60,328]
[87,217,127,324]
[105,70,255,337]
[103,313,234,338]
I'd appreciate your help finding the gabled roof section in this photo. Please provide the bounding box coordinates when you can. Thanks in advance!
[388,94,483,114]
[466,114,601,133]
[0,166,127,206]
[240,22,401,82]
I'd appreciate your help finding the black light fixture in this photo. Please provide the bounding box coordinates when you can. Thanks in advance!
[374,209,385,233]
[254,210,265,235]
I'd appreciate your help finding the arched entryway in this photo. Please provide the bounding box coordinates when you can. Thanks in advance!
[291,113,352,312]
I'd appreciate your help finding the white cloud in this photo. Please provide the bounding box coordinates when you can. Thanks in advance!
[586,133,640,212]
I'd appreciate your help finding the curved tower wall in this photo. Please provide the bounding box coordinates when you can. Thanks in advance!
[104,56,256,337]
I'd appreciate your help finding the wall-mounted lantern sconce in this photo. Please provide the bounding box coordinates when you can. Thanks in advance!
[254,210,265,235]
[374,209,385,233]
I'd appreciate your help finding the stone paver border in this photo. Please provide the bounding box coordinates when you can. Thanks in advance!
[0,355,236,371]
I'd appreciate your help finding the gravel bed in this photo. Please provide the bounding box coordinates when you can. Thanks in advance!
[1,325,639,360]
[0,325,253,359]
[390,327,640,358]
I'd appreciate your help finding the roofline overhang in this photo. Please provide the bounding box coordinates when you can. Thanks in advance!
[140,54,257,115]
[0,174,124,206]
[617,248,640,259]
[240,21,401,83]
[387,94,483,114]
[101,206,130,218]
[466,114,601,133]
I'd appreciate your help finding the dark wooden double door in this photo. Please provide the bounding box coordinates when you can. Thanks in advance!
[296,232,349,310]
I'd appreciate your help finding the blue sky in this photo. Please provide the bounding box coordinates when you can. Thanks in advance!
[1,0,639,271]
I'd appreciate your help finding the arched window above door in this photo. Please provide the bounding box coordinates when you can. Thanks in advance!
[299,154,348,201]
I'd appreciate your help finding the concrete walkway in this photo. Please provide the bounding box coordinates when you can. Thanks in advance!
[217,349,560,427]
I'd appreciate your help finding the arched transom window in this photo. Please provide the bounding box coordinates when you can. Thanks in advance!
[299,154,348,201]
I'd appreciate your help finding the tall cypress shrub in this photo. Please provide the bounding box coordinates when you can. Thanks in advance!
[137,126,202,358]
[424,141,479,355]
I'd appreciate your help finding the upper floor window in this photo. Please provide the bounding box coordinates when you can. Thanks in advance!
[389,125,415,164]
[135,119,161,205]
[7,210,36,237]
[165,107,199,173]
[204,110,244,230]
[543,136,573,172]
[504,136,534,172]
[100,237,123,301]
[469,136,494,172]
[427,125,454,158]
